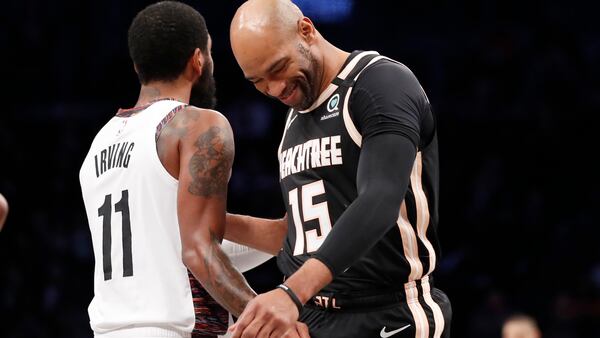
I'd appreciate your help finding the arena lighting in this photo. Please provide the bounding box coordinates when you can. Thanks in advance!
[293,0,354,23]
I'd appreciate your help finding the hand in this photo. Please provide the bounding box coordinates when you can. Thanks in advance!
[228,288,300,338]
[294,321,310,337]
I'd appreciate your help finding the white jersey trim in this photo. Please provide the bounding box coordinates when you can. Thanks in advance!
[148,104,184,186]
[341,55,389,147]
[298,51,379,114]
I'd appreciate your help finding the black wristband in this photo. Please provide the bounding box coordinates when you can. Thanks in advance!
[276,284,303,315]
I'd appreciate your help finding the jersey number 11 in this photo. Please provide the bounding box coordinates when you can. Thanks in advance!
[97,190,133,281]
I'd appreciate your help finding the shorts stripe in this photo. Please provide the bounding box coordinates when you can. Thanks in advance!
[421,276,445,338]
[405,281,429,338]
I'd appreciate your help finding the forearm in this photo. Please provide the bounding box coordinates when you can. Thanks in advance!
[314,191,400,276]
[185,237,257,316]
[283,190,399,304]
[283,258,332,304]
[225,213,286,255]
[314,135,415,277]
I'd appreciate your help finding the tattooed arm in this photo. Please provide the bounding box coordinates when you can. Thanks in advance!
[158,106,256,316]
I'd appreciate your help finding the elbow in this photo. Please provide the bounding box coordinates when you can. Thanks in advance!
[361,188,403,223]
[181,241,208,271]
[182,247,200,269]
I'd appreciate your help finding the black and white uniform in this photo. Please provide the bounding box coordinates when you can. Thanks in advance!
[80,99,273,338]
[276,51,452,338]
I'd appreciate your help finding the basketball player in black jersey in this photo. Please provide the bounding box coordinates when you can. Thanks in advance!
[226,0,452,337]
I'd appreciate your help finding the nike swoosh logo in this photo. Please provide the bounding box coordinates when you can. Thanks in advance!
[380,324,411,338]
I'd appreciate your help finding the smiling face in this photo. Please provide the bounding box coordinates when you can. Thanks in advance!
[230,0,324,111]
[231,23,322,111]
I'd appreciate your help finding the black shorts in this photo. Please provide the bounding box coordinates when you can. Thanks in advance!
[300,277,452,338]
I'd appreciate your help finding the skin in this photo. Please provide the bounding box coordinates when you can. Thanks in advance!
[228,0,352,336]
[149,34,308,336]
[141,36,257,317]
[224,213,288,255]
[502,317,542,338]
[0,193,7,231]
[230,0,348,111]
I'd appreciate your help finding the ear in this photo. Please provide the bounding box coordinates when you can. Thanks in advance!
[190,48,204,77]
[133,63,140,75]
[297,17,316,44]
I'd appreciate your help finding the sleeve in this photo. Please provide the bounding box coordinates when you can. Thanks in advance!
[349,60,430,147]
[313,133,416,277]
[312,61,427,277]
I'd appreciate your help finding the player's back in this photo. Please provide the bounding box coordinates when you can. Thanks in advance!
[79,99,194,337]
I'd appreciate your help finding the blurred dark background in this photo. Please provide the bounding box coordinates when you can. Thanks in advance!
[1,0,599,337]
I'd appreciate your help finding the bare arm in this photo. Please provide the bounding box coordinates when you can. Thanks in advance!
[0,193,7,231]
[224,213,287,255]
[163,107,256,316]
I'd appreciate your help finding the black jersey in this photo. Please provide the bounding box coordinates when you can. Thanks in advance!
[276,51,441,294]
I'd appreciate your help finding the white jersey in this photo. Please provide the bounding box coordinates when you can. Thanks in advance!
[80,99,194,338]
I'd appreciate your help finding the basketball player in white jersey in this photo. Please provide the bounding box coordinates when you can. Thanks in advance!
[79,2,307,338]
[0,193,8,231]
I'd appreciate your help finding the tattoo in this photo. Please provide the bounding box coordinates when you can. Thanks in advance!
[156,107,201,163]
[188,126,233,197]
[201,231,255,316]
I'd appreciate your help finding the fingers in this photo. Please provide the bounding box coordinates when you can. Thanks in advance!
[229,305,256,338]
[241,319,266,338]
[295,322,310,338]
[274,326,305,338]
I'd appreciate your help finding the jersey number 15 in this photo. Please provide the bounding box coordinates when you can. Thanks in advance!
[289,180,333,255]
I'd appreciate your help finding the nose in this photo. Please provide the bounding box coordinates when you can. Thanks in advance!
[265,80,286,98]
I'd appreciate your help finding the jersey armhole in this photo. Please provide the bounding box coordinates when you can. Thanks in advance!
[343,56,390,148]
[152,104,187,185]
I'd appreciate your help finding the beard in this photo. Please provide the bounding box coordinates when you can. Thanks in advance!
[190,60,217,109]
[294,43,321,111]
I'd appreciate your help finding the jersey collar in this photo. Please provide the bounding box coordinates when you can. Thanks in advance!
[298,51,379,114]
[116,98,181,117]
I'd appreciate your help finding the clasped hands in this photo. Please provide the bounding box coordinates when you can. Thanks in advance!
[228,287,310,338]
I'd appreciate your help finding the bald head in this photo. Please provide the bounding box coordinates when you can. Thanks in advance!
[231,0,303,39]
[229,0,346,110]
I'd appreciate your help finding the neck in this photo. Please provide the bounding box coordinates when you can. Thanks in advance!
[317,39,350,96]
[135,80,191,107]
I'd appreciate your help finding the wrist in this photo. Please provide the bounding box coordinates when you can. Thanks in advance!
[276,284,303,315]
[283,258,333,304]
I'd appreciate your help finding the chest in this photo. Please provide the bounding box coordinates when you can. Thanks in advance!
[277,89,361,182]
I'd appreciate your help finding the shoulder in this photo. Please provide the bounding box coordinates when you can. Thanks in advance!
[163,106,233,143]
[173,106,231,130]
[355,58,423,94]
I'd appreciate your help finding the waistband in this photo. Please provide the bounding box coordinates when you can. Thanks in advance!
[94,325,191,338]
[306,276,435,312]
